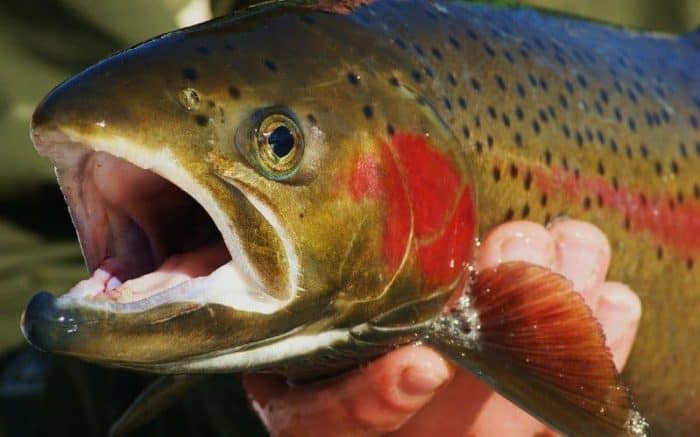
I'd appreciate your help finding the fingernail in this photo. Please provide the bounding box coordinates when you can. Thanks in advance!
[497,228,555,267]
[399,362,450,396]
[551,222,610,293]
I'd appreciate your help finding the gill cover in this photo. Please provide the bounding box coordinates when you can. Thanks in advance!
[22,2,477,376]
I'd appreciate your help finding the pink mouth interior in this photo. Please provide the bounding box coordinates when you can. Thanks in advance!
[67,152,231,303]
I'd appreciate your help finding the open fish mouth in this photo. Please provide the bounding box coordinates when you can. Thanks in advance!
[28,129,291,314]
[21,128,301,366]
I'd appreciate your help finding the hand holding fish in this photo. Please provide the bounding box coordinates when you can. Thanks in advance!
[243,219,642,436]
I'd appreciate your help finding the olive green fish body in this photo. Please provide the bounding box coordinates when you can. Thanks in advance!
[363,3,700,433]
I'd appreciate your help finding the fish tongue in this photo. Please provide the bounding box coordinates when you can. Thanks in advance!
[426,261,649,437]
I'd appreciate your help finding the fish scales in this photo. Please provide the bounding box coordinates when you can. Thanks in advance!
[19,1,700,434]
[349,1,700,433]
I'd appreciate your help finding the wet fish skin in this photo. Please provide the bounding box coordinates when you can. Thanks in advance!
[20,0,700,434]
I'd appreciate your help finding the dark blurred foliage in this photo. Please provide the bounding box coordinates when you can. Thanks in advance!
[0,1,695,436]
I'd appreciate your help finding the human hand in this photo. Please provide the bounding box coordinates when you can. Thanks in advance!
[243,219,642,436]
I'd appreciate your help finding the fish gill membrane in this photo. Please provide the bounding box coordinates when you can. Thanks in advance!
[25,0,700,434]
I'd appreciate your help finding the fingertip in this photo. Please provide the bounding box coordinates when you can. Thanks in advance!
[549,220,611,303]
[478,221,555,270]
[594,282,642,370]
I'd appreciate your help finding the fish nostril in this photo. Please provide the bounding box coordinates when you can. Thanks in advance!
[178,88,201,111]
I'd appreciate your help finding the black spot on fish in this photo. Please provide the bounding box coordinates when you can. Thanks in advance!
[394,38,407,50]
[540,193,548,207]
[228,86,240,99]
[492,165,501,182]
[532,119,540,134]
[514,132,523,147]
[679,142,688,157]
[413,43,425,56]
[458,97,467,110]
[690,114,699,129]
[483,43,495,56]
[576,74,588,88]
[614,107,623,122]
[521,203,530,218]
[524,170,532,190]
[505,207,514,220]
[347,72,360,86]
[466,29,478,40]
[362,104,373,119]
[449,36,460,49]
[509,163,518,179]
[387,123,395,136]
[496,75,507,91]
[640,144,649,159]
[503,50,515,64]
[462,125,470,139]
[411,70,422,82]
[502,113,511,127]
[559,95,568,109]
[609,138,618,153]
[538,77,548,90]
[182,68,198,81]
[444,98,452,112]
[487,136,494,148]
[448,73,457,86]
[628,117,637,132]
[515,106,524,121]
[264,60,277,72]
[670,160,679,174]
[516,83,526,97]
[488,106,497,119]
[307,113,317,124]
[475,140,483,153]
[564,79,574,94]
[195,115,209,126]
[431,47,442,60]
[389,77,400,87]
[471,78,481,91]
[544,149,552,165]
[579,195,590,210]
[562,124,571,138]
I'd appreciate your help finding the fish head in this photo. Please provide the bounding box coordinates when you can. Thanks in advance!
[22,5,477,375]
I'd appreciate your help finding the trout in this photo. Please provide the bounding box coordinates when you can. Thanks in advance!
[19,1,700,435]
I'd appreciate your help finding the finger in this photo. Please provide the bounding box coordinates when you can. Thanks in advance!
[593,282,642,370]
[243,345,453,437]
[477,221,556,270]
[549,219,611,309]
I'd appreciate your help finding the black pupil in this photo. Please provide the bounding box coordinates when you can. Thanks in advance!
[268,126,295,158]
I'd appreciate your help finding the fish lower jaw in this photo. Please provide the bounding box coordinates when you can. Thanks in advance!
[57,250,284,314]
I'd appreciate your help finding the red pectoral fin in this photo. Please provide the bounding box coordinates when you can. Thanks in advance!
[427,261,648,436]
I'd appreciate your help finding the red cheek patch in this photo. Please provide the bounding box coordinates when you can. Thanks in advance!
[347,133,477,287]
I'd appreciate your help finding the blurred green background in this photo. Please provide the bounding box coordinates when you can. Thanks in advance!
[0,0,697,434]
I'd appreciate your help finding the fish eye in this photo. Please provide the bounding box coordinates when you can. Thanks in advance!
[254,112,304,179]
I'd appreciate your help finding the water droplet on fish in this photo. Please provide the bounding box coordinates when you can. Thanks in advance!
[178,88,201,111]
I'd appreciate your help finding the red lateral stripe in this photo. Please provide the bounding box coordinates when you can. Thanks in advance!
[533,165,700,258]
